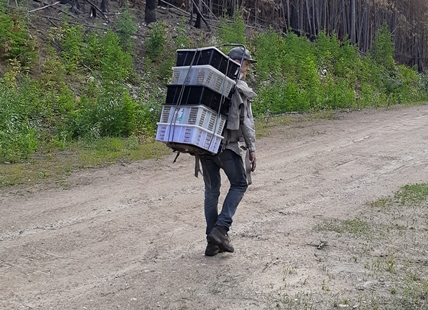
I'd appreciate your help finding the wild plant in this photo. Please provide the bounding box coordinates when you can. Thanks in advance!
[0,75,39,162]
[115,5,137,53]
[217,11,247,48]
[59,23,84,74]
[0,3,38,70]
[145,21,167,61]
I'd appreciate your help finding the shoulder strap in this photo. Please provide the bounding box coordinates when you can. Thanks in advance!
[194,154,203,178]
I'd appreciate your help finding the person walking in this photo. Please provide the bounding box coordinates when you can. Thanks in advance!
[201,46,257,256]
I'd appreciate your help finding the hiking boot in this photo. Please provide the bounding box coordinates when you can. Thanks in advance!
[205,242,220,256]
[204,242,226,256]
[207,226,234,253]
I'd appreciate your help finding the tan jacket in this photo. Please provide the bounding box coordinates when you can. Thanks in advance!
[223,79,257,155]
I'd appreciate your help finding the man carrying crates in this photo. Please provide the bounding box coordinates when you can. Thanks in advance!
[155,45,257,256]
[201,46,257,256]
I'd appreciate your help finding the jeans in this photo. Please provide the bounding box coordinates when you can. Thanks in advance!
[200,149,248,235]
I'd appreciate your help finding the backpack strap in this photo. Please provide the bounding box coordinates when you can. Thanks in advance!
[173,151,180,163]
[194,154,203,178]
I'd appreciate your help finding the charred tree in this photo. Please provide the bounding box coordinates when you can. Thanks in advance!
[145,0,156,24]
[190,0,201,28]
[100,0,107,12]
[350,0,356,44]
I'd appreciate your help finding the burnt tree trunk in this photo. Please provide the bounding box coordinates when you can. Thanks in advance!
[350,0,355,44]
[202,0,427,70]
[145,0,156,24]
[191,0,201,28]
[305,0,312,38]
[100,0,107,12]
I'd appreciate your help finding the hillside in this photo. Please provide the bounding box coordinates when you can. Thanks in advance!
[2,0,428,169]
[14,0,208,76]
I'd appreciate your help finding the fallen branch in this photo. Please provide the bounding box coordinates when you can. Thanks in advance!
[29,1,60,13]
[32,0,78,19]
[158,0,190,16]
[199,0,218,21]
[41,15,107,29]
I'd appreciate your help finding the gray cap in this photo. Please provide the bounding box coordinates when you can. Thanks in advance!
[228,47,257,63]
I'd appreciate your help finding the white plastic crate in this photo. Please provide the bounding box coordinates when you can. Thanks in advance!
[156,123,223,154]
[158,105,226,136]
[156,104,227,154]
[171,65,236,97]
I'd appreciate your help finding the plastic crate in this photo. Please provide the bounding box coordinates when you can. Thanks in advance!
[171,65,236,98]
[156,123,223,154]
[156,105,227,154]
[158,105,226,136]
[165,85,231,115]
[176,47,240,80]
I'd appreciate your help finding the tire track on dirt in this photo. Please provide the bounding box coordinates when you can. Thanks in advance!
[1,104,427,309]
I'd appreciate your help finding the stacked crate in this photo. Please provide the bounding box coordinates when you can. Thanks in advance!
[156,47,240,154]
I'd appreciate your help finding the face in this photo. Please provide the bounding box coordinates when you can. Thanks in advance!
[235,59,251,79]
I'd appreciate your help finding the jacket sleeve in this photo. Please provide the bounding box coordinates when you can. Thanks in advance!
[240,98,256,152]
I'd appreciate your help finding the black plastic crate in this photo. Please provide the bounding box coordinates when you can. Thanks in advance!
[165,85,231,116]
[176,47,240,80]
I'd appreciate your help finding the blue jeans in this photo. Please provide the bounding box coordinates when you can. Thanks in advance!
[200,149,248,235]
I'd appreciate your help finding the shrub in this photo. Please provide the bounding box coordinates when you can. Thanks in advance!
[0,76,39,162]
[253,28,285,81]
[145,21,167,61]
[1,6,428,163]
[371,23,395,72]
[175,17,191,49]
[60,23,84,73]
[82,31,103,70]
[217,11,247,47]
[115,6,137,53]
[0,4,38,69]
[100,30,133,82]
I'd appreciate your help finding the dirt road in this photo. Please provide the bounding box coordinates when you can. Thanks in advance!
[1,104,427,309]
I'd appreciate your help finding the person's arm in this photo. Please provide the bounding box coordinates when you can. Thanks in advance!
[240,101,256,172]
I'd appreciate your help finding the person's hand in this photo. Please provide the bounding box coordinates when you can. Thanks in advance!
[249,151,256,172]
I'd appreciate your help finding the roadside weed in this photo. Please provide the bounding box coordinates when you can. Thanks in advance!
[305,183,428,309]
[0,139,170,188]
[394,183,428,206]
[314,218,371,237]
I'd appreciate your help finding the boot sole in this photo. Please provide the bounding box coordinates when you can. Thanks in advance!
[207,232,234,253]
[204,249,219,256]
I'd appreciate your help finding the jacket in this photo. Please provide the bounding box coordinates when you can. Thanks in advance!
[223,79,257,155]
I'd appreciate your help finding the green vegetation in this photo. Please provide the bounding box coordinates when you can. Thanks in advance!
[314,218,371,237]
[253,26,427,116]
[1,7,427,186]
[0,5,38,69]
[0,139,170,187]
[394,183,428,206]
[299,183,428,309]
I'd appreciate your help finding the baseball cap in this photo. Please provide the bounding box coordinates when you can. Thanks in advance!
[228,47,257,63]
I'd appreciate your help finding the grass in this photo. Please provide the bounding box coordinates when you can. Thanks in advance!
[0,137,171,189]
[274,183,428,309]
[394,183,428,206]
[255,109,336,138]
[314,218,371,237]
[1,111,338,189]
